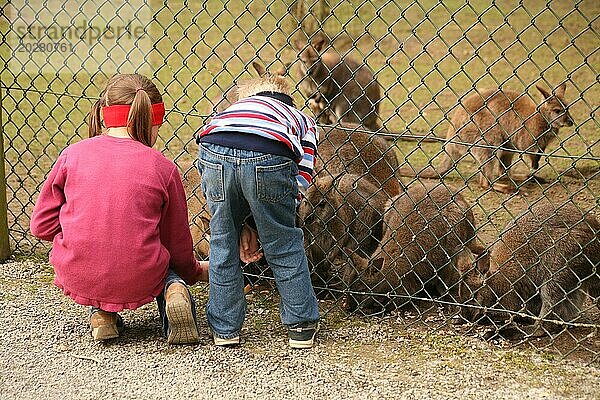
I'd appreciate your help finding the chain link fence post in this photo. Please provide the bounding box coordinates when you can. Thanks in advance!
[0,84,10,261]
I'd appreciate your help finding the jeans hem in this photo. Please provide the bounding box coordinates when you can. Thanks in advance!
[209,325,241,340]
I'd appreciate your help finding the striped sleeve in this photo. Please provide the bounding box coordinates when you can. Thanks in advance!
[295,116,318,202]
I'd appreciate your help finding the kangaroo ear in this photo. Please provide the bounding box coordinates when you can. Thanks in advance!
[476,252,491,275]
[293,39,304,51]
[349,250,366,268]
[555,82,567,97]
[455,248,476,275]
[311,33,329,52]
[536,84,551,99]
[252,62,266,77]
[276,63,289,77]
[343,248,363,283]
[370,257,385,274]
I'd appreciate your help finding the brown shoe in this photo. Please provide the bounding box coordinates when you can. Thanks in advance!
[165,282,200,344]
[90,310,123,341]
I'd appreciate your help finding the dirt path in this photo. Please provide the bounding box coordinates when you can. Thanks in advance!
[1,259,599,400]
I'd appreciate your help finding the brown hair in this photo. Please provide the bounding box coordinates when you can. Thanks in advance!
[88,74,163,147]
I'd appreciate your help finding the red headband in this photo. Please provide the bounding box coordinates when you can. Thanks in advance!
[101,103,165,127]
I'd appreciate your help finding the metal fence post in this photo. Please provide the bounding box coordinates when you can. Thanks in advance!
[0,84,10,261]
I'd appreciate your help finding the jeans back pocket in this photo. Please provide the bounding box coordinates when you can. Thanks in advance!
[198,159,225,202]
[256,160,294,203]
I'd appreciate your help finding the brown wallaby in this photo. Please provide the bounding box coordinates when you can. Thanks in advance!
[458,202,600,338]
[399,84,574,193]
[294,32,381,131]
[212,62,286,114]
[342,182,485,315]
[316,123,402,198]
[180,161,211,259]
[298,174,389,293]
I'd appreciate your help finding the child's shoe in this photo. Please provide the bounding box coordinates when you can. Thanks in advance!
[90,309,124,341]
[212,330,240,347]
[288,321,319,349]
[165,282,200,344]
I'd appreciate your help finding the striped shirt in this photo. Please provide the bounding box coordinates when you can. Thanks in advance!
[197,95,319,200]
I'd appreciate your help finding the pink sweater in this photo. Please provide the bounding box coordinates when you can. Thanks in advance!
[30,135,202,312]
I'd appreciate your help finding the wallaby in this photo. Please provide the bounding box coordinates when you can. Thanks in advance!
[212,62,286,114]
[399,84,575,193]
[294,32,382,131]
[316,123,402,198]
[298,174,389,293]
[342,182,484,315]
[181,161,211,259]
[458,202,600,338]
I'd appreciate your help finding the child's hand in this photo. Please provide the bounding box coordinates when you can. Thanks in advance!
[197,260,209,282]
[240,223,263,264]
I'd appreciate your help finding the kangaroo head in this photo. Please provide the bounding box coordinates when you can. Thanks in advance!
[294,32,329,74]
[300,176,348,263]
[343,252,390,314]
[536,83,575,130]
[455,248,490,322]
[236,62,291,99]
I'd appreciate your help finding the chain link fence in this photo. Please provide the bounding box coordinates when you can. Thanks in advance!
[1,0,599,361]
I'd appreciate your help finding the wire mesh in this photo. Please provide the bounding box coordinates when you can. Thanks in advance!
[1,0,599,361]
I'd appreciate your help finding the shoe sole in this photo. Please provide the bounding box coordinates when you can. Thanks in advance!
[213,336,240,346]
[166,293,200,345]
[289,337,315,349]
[91,324,119,341]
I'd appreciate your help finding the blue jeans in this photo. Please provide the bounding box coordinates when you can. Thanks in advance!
[198,142,319,339]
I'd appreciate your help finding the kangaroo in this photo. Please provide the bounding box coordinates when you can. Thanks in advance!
[458,202,600,338]
[342,182,485,315]
[212,62,286,113]
[294,32,382,131]
[399,84,574,193]
[316,123,402,198]
[181,161,211,259]
[298,174,389,293]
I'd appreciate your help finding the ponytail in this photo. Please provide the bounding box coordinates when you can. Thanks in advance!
[93,74,162,146]
[128,89,153,147]
[88,96,104,138]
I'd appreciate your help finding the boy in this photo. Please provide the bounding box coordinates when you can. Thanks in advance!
[196,72,320,349]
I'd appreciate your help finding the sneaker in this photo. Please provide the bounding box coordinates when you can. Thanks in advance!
[90,310,124,341]
[288,321,319,349]
[165,282,200,344]
[212,330,240,347]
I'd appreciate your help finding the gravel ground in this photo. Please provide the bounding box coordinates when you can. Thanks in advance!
[1,259,600,400]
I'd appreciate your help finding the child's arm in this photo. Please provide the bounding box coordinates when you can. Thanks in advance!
[30,153,67,241]
[296,122,318,201]
[160,167,205,285]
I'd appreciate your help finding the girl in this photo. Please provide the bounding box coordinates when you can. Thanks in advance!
[30,74,207,344]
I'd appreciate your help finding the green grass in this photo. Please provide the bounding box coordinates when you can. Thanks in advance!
[1,0,599,251]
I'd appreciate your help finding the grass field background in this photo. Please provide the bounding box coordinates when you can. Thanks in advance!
[1,0,599,252]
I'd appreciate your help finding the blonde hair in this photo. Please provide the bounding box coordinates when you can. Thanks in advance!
[236,74,291,99]
[88,74,163,147]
